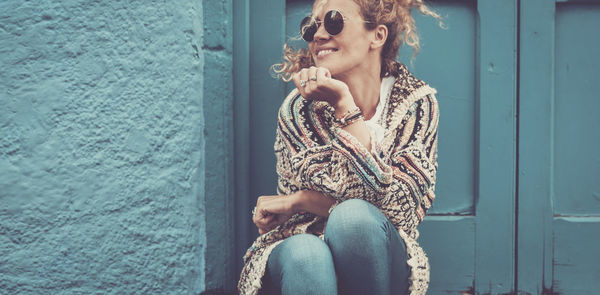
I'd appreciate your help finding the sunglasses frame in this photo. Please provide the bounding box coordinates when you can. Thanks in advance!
[300,9,372,42]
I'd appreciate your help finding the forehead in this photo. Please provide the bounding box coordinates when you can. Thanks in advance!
[312,0,361,18]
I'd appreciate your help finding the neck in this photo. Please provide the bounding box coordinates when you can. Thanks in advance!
[335,63,382,121]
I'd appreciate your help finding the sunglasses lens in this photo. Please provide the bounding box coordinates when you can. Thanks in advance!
[300,16,317,42]
[324,10,344,36]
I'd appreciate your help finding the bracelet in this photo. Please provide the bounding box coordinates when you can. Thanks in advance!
[333,107,363,128]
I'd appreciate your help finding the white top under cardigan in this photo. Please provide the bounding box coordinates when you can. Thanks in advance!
[364,75,396,144]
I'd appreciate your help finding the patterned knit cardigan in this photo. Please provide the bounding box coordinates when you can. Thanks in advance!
[238,62,439,295]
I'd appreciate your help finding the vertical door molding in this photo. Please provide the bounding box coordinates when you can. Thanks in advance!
[234,0,288,285]
[475,0,518,293]
[233,0,251,284]
[239,0,288,274]
[519,1,555,293]
[203,0,236,292]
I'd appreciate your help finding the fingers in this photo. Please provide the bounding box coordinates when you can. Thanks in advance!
[253,210,275,235]
[295,67,316,98]
[306,66,318,92]
[252,194,298,235]
[295,66,343,103]
[321,67,332,79]
[254,213,274,228]
[255,213,285,235]
[293,66,326,98]
[292,68,310,97]
[316,67,329,84]
[299,69,310,98]
[252,199,273,225]
[291,72,301,95]
[253,195,291,235]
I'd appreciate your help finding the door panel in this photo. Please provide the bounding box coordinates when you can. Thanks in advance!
[401,1,517,293]
[553,5,600,292]
[398,1,477,216]
[400,2,482,293]
[519,0,600,294]
[554,3,600,215]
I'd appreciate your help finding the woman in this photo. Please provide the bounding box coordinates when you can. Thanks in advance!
[238,0,443,294]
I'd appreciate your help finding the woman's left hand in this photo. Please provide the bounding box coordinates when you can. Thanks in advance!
[252,194,298,235]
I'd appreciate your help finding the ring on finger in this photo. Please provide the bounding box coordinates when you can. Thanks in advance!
[309,76,317,81]
[252,207,257,216]
[299,79,307,87]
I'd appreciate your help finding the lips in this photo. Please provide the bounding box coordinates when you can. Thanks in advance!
[316,48,338,58]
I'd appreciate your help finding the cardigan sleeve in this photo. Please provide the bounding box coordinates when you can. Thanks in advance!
[378,94,439,231]
[279,93,439,233]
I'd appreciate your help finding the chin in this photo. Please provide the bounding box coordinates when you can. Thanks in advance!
[314,59,341,76]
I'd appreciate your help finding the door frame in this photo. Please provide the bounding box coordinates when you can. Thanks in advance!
[233,0,519,293]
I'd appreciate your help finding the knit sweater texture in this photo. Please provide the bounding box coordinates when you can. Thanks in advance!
[238,62,440,295]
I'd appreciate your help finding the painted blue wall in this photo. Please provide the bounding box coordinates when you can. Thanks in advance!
[0,1,235,293]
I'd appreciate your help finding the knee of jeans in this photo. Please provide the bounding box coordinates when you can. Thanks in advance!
[278,234,333,272]
[326,199,389,240]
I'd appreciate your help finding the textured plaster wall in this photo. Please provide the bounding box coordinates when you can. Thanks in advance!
[0,1,211,294]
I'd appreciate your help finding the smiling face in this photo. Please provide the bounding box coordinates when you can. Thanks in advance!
[308,0,377,78]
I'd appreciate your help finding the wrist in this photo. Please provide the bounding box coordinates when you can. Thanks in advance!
[333,92,356,113]
[291,191,305,213]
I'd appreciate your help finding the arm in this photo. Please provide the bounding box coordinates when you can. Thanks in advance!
[379,95,439,232]
[332,94,372,151]
[293,190,338,217]
[289,93,439,233]
[273,127,338,218]
[290,66,372,151]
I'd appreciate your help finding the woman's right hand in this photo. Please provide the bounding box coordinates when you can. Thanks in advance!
[292,66,352,107]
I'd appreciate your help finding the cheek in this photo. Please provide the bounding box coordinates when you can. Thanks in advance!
[339,43,367,61]
[339,33,368,55]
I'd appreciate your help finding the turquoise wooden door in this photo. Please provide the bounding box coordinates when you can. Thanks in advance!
[519,0,600,294]
[233,0,599,293]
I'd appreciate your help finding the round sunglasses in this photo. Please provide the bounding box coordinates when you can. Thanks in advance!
[300,10,372,42]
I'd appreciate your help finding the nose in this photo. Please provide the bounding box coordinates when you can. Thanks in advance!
[312,22,330,42]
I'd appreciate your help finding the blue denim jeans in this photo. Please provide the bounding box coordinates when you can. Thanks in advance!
[260,199,411,295]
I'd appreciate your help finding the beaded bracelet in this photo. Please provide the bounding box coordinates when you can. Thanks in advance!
[333,107,363,128]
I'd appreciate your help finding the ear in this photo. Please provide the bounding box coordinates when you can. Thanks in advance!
[370,24,388,50]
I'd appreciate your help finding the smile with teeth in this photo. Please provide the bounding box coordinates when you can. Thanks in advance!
[317,49,338,57]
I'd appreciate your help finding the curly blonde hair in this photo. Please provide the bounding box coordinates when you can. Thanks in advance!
[272,0,445,81]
